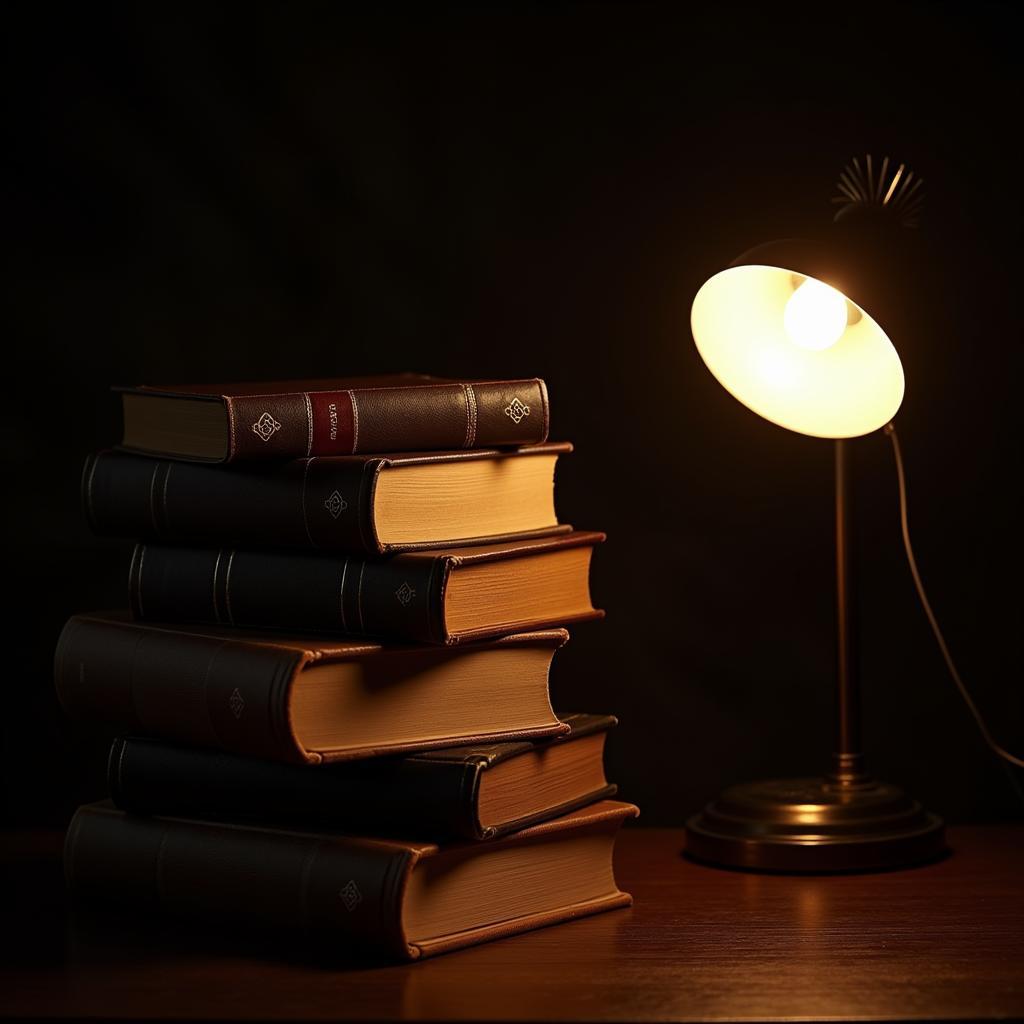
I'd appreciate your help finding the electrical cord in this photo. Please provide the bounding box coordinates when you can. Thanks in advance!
[884,422,1024,773]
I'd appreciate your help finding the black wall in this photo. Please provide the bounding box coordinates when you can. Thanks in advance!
[5,2,1020,827]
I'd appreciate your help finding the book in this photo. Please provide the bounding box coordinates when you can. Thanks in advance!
[84,444,572,556]
[65,799,637,961]
[55,613,568,765]
[107,713,617,841]
[115,374,550,462]
[127,531,604,646]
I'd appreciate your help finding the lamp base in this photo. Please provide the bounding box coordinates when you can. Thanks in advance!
[685,776,945,873]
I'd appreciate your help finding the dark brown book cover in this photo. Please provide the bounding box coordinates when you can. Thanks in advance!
[118,374,549,462]
[84,443,572,556]
[127,531,605,646]
[108,714,617,841]
[55,613,568,765]
[65,799,637,961]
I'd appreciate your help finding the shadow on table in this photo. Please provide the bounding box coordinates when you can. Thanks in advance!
[1,836,394,972]
[65,906,399,971]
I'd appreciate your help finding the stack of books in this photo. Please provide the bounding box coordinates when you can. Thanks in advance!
[57,374,637,961]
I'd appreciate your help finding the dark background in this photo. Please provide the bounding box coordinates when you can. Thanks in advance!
[4,2,1020,828]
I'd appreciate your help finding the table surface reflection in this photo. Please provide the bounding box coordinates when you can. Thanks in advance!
[2,825,1022,1023]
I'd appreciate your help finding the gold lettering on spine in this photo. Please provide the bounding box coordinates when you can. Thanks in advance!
[304,393,314,457]
[462,384,478,448]
[349,390,359,454]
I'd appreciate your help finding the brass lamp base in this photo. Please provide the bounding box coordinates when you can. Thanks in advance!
[685,777,945,872]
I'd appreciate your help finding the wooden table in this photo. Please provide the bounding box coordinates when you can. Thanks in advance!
[2,825,1022,1022]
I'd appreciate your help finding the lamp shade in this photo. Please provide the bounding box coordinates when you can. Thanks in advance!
[691,238,905,438]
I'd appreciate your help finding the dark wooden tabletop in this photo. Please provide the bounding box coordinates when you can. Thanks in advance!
[2,825,1022,1023]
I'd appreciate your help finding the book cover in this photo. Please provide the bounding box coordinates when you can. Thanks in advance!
[65,799,638,961]
[108,713,617,841]
[117,374,549,462]
[85,444,572,556]
[55,613,568,764]
[127,531,604,645]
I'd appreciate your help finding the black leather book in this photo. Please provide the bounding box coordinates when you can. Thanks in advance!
[66,799,636,961]
[127,532,604,646]
[107,714,617,841]
[57,613,567,765]
[84,444,571,556]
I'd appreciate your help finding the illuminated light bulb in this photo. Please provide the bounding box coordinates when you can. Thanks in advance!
[783,279,848,351]
[690,264,905,437]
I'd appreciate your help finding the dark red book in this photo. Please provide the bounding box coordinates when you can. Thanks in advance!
[116,374,549,462]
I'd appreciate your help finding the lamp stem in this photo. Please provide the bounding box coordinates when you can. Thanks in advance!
[833,438,866,784]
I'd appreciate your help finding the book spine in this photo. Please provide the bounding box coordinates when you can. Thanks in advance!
[223,379,549,460]
[54,616,310,763]
[64,804,413,959]
[130,545,451,645]
[108,738,485,841]
[85,451,384,555]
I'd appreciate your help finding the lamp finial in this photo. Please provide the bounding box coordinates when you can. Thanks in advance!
[833,155,924,228]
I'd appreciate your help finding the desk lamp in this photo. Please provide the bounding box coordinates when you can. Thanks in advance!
[685,157,946,871]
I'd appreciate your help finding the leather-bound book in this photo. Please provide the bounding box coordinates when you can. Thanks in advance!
[65,799,638,961]
[127,532,604,646]
[115,374,549,462]
[84,444,571,556]
[107,714,617,841]
[55,613,567,765]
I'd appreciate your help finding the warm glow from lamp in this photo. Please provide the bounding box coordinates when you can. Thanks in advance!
[691,265,904,438]
[783,279,848,351]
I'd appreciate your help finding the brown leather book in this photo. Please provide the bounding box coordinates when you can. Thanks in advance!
[84,444,572,556]
[107,713,618,841]
[55,613,568,765]
[65,799,637,961]
[116,374,550,462]
[128,531,604,646]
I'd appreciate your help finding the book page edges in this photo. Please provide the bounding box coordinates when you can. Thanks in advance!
[408,890,633,960]
[403,799,638,959]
